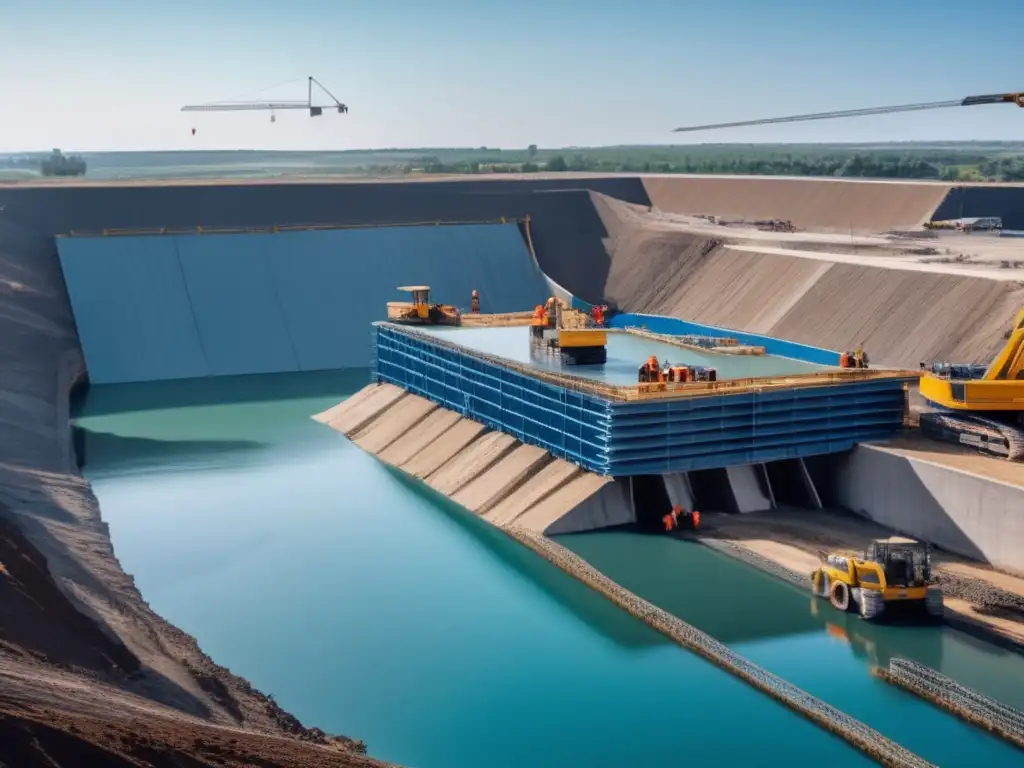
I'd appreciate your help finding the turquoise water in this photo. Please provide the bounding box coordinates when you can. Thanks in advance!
[561,532,1024,767]
[74,371,869,767]
[421,325,829,382]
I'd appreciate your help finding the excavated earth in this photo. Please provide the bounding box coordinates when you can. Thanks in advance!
[0,207,387,766]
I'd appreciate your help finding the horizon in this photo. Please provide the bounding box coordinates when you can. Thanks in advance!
[6,139,1024,157]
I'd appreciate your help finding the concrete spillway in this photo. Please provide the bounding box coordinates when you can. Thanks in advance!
[56,223,550,384]
[314,382,634,534]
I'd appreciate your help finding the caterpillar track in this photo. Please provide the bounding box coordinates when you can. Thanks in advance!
[919,411,1024,461]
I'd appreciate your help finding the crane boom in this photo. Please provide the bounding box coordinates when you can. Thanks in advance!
[181,76,348,116]
[672,90,1024,133]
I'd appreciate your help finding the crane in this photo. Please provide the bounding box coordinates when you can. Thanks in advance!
[181,76,349,120]
[672,90,1024,133]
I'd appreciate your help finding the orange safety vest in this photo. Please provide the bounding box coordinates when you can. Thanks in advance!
[662,514,674,532]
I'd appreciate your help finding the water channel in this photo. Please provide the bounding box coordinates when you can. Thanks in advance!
[73,370,1023,767]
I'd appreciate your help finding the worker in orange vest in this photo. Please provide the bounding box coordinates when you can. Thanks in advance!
[662,512,676,532]
[471,289,480,314]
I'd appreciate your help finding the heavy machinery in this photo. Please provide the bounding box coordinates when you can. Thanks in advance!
[386,286,461,326]
[811,537,944,621]
[918,307,1024,460]
[181,76,348,127]
[530,297,607,365]
[673,89,1024,133]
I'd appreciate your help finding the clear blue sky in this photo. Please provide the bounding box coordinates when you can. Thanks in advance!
[2,0,1022,151]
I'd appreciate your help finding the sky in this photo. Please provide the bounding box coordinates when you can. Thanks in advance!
[2,0,1023,151]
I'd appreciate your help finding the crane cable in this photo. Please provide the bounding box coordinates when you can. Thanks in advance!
[672,91,1024,133]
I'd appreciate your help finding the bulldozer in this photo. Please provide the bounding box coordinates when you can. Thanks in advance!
[386,286,461,326]
[810,537,943,622]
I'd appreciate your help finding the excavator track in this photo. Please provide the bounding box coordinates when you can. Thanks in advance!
[919,411,1024,461]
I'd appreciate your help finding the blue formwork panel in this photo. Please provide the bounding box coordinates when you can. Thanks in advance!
[175,234,300,376]
[609,313,841,366]
[57,236,209,384]
[373,324,911,476]
[374,325,612,469]
[56,222,550,383]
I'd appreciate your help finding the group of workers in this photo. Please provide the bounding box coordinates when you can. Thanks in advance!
[662,504,701,532]
[839,344,870,369]
[638,356,718,384]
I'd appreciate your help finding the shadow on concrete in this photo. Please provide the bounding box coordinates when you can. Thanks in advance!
[813,448,991,564]
[380,464,667,650]
[72,368,371,418]
[933,186,1024,230]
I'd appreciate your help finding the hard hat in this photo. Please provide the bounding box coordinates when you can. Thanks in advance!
[472,289,479,297]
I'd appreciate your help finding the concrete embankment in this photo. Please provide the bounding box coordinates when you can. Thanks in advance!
[314,383,633,534]
[816,441,1024,574]
[642,176,951,233]
[576,193,1024,368]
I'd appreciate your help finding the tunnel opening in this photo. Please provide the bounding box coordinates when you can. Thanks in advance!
[687,468,737,513]
[630,475,672,527]
[766,459,817,509]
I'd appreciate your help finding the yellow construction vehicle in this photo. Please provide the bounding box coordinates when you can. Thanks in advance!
[918,307,1024,460]
[810,537,944,621]
[530,297,607,365]
[386,286,461,326]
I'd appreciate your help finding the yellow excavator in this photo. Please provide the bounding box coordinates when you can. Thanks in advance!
[386,286,462,326]
[811,537,944,621]
[918,307,1024,460]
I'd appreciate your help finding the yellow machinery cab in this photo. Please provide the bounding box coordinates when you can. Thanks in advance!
[811,537,943,621]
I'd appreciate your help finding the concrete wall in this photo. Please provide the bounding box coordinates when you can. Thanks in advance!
[829,444,1024,572]
[57,223,550,383]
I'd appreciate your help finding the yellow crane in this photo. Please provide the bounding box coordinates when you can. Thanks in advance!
[672,90,1024,133]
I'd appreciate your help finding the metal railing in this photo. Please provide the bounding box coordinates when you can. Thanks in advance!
[60,217,524,239]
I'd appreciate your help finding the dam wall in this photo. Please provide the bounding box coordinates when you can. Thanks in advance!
[642,176,952,233]
[56,223,550,383]
[582,194,1024,368]
[819,443,1024,573]
[933,186,1024,230]
[374,323,912,475]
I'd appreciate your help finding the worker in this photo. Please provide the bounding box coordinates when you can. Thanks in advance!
[692,510,701,530]
[592,305,605,326]
[662,512,676,532]
[839,351,851,368]
[471,289,480,314]
[854,343,865,368]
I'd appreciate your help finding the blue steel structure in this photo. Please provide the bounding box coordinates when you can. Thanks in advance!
[373,323,912,476]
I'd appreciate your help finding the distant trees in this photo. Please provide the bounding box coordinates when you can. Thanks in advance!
[545,155,567,172]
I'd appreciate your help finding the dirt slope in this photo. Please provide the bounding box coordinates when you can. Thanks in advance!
[642,176,951,233]
[586,193,1024,367]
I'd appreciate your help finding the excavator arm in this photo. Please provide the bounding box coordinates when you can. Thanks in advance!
[985,308,1024,381]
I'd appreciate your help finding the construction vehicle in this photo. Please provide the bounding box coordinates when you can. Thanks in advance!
[530,297,607,365]
[811,537,944,621]
[637,356,717,384]
[918,307,1024,460]
[386,286,461,326]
